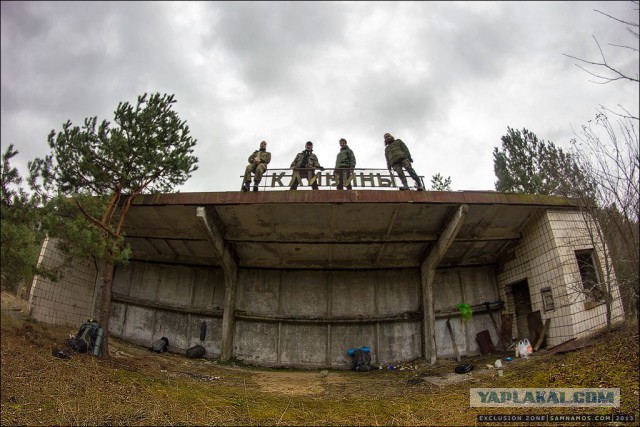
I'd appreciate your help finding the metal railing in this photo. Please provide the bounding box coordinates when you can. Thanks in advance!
[241,168,426,191]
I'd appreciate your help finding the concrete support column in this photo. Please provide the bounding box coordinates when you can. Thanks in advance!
[196,207,239,361]
[220,267,238,360]
[420,204,468,364]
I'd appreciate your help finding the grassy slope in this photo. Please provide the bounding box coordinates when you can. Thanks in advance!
[1,307,638,426]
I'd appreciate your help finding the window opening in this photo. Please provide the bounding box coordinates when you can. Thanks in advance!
[575,249,605,302]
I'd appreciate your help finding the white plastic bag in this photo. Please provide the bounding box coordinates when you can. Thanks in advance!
[518,339,533,358]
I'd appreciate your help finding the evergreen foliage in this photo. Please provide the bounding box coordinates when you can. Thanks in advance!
[0,144,46,294]
[493,127,595,199]
[430,173,452,191]
[28,92,199,355]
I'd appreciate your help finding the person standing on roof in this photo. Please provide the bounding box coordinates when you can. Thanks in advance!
[384,133,424,190]
[290,141,324,190]
[334,138,356,190]
[242,140,271,192]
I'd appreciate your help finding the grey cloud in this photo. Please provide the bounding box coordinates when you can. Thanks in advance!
[1,1,637,195]
[207,2,349,97]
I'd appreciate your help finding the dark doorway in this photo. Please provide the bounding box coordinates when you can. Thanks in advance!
[511,280,532,340]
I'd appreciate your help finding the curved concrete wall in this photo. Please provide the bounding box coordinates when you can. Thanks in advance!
[108,261,499,368]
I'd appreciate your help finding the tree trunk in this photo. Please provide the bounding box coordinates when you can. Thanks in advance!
[99,260,115,357]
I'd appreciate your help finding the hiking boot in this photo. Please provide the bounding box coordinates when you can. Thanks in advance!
[253,185,259,192]
[399,186,410,191]
[241,181,250,192]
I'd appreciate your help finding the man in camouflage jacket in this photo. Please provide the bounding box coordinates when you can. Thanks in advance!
[242,140,271,192]
[334,138,356,190]
[290,141,324,190]
[384,133,424,190]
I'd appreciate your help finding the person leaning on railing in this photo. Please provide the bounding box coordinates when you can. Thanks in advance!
[334,138,356,190]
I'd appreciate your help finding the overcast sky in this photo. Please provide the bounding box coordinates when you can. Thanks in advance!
[2,1,638,193]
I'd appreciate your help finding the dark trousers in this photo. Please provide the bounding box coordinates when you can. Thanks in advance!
[290,169,319,190]
[335,169,354,190]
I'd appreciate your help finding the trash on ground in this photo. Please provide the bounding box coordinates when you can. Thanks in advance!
[186,344,206,359]
[52,349,72,360]
[454,363,474,374]
[517,339,533,358]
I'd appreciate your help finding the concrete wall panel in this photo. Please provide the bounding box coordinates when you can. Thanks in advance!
[112,264,134,296]
[128,263,160,301]
[157,266,193,306]
[121,305,155,344]
[236,270,280,314]
[461,268,499,305]
[233,321,279,364]
[377,321,421,364]
[280,272,328,316]
[280,324,328,365]
[433,270,462,311]
[331,271,376,316]
[191,268,224,309]
[376,270,420,315]
[109,302,127,337]
[154,310,189,349]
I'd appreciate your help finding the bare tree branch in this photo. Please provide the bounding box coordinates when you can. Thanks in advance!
[564,2,640,86]
[563,36,640,84]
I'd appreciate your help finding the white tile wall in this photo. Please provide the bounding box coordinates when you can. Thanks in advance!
[29,237,99,327]
[497,210,625,348]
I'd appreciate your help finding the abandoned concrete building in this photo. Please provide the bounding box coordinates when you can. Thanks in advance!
[28,187,625,368]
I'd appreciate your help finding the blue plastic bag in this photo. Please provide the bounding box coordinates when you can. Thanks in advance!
[347,346,371,356]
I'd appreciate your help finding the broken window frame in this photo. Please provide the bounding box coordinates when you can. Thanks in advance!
[541,287,555,312]
[574,249,606,303]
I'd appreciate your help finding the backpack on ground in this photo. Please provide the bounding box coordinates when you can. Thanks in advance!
[66,319,100,353]
[186,344,206,359]
[150,337,169,353]
[351,349,372,372]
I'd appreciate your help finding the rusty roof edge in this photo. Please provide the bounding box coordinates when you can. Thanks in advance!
[130,190,580,208]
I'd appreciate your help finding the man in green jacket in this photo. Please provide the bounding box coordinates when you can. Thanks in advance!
[290,141,325,190]
[242,140,271,192]
[334,138,356,190]
[384,133,424,190]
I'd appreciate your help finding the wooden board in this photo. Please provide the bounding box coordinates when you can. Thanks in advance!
[476,330,495,355]
[527,310,544,344]
[446,318,461,362]
[534,318,551,351]
[500,314,513,348]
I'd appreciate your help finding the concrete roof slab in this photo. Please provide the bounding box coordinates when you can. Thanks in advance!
[121,190,578,269]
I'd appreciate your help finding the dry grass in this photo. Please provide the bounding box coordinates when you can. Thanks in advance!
[1,294,638,426]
